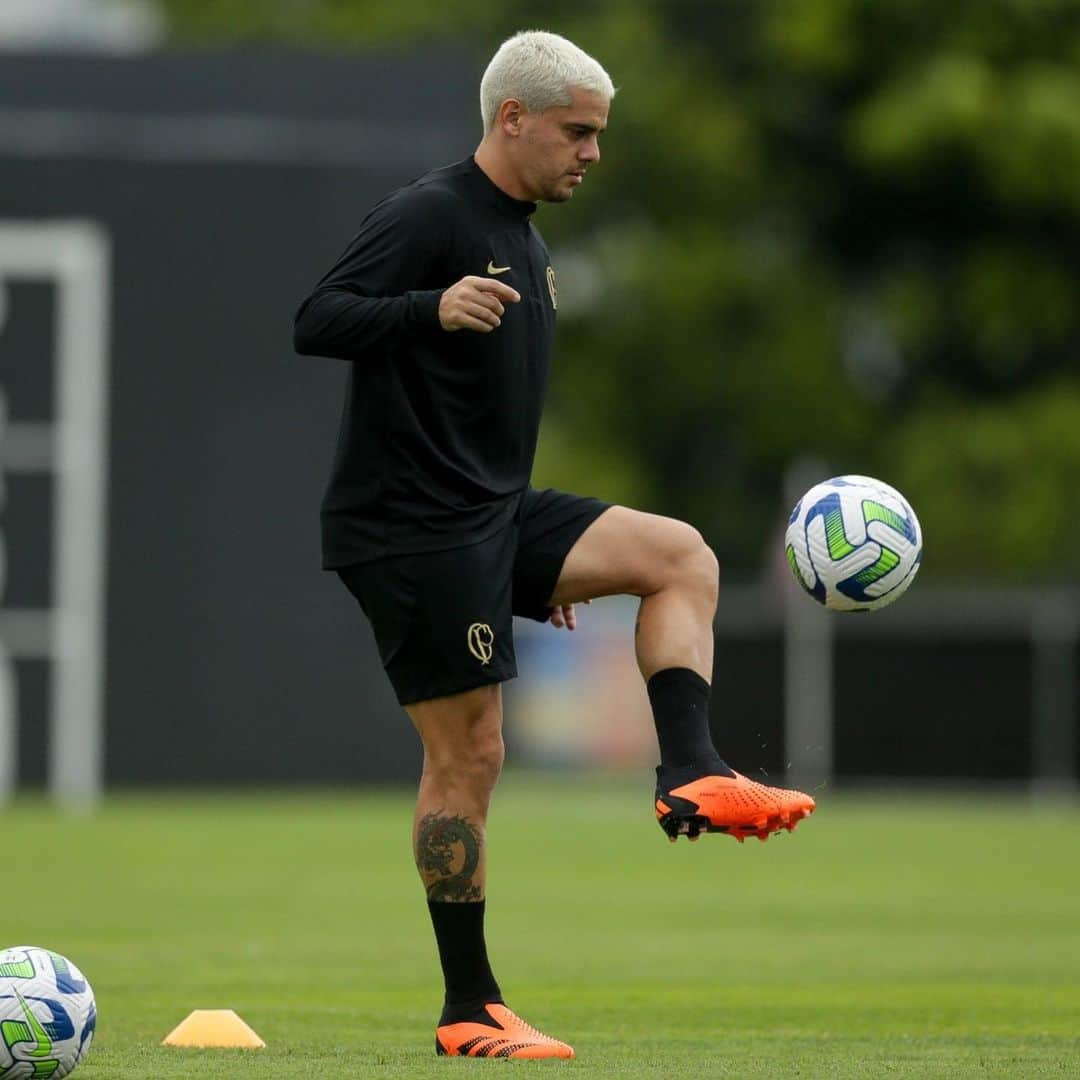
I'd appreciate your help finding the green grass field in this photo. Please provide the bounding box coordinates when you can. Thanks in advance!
[4,776,1079,1077]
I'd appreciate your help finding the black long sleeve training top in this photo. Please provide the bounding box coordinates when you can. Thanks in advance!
[294,156,558,568]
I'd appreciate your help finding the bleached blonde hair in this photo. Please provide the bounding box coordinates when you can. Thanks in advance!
[480,30,615,133]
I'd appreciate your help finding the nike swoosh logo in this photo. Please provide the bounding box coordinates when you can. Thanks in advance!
[487,261,511,275]
[15,990,53,1058]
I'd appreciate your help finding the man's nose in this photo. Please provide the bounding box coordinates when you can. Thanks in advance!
[580,136,600,163]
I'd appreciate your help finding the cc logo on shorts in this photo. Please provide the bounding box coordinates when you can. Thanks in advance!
[467,622,495,665]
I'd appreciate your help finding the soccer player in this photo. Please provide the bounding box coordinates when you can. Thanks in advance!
[294,30,814,1060]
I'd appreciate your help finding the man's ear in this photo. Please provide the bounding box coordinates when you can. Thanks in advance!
[498,98,525,136]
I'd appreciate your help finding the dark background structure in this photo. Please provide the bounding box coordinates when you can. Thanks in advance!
[0,49,483,784]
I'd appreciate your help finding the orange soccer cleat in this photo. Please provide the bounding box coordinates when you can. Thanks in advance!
[435,1003,575,1059]
[655,763,815,843]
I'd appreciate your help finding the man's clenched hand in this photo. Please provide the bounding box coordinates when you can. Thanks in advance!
[438,275,521,333]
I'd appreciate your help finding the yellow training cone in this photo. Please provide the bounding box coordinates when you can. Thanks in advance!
[162,1009,266,1049]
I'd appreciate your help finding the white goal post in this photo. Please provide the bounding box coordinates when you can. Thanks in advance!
[0,221,110,809]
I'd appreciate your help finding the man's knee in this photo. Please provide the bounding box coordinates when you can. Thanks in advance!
[651,519,719,601]
[415,692,505,794]
[453,723,505,791]
[685,528,719,604]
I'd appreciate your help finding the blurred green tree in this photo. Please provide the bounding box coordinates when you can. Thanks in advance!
[159,0,1080,581]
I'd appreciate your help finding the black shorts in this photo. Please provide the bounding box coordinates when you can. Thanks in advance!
[337,488,610,706]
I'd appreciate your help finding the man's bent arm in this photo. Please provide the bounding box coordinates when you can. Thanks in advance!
[293,189,447,362]
[293,285,443,360]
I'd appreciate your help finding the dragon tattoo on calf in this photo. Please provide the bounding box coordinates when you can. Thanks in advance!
[415,811,484,902]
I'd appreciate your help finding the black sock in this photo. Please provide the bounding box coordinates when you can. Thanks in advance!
[428,900,502,1025]
[647,667,730,773]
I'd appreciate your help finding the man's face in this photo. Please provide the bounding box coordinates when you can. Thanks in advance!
[515,86,609,203]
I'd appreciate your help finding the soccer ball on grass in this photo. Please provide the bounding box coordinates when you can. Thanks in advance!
[0,946,96,1078]
[785,475,922,612]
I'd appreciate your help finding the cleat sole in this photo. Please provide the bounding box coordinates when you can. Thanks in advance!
[656,807,815,844]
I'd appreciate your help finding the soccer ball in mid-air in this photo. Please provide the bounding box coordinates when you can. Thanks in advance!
[0,946,96,1079]
[785,475,922,612]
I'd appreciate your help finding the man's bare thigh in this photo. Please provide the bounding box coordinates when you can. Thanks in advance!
[548,506,705,605]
